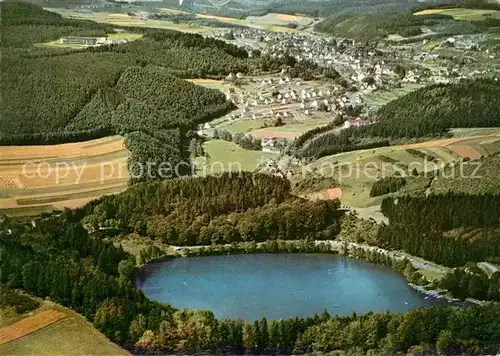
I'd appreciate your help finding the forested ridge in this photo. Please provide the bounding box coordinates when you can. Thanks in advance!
[315,0,500,41]
[1,206,500,354]
[81,172,342,245]
[372,79,500,138]
[315,12,454,40]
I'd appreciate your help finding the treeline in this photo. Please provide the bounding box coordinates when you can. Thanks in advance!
[294,127,390,159]
[214,129,263,151]
[68,66,233,133]
[377,193,500,266]
[90,38,250,78]
[81,173,343,245]
[440,265,500,301]
[369,177,407,197]
[290,121,337,151]
[2,213,500,354]
[124,130,190,182]
[81,172,292,223]
[413,0,500,13]
[406,148,438,162]
[0,125,114,146]
[0,286,40,315]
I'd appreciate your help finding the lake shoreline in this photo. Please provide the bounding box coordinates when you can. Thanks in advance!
[132,239,484,310]
[136,253,453,320]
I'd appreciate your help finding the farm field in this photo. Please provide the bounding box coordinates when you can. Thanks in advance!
[157,7,190,15]
[246,12,314,27]
[414,8,500,21]
[0,136,130,216]
[217,117,332,138]
[249,119,332,139]
[195,13,303,32]
[0,301,129,355]
[303,131,500,208]
[195,139,278,174]
[362,84,423,109]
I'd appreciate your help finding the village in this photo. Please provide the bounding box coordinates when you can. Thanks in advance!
[193,25,498,154]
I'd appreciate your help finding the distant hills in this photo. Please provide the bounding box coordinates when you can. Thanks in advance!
[24,0,443,17]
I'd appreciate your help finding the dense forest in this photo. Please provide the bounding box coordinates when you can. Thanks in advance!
[372,79,500,138]
[80,172,342,245]
[377,193,500,266]
[1,210,500,354]
[369,176,407,197]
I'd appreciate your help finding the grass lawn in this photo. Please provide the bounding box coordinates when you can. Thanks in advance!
[217,119,268,134]
[362,84,423,109]
[0,318,128,355]
[449,127,500,137]
[195,139,278,174]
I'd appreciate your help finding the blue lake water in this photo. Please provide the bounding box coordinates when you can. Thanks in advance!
[137,253,449,320]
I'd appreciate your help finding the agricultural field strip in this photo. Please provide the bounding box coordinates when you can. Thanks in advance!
[0,136,130,213]
[15,184,127,206]
[414,8,500,21]
[0,309,67,344]
[0,178,128,197]
[0,150,128,167]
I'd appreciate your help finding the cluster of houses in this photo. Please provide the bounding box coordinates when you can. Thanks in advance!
[261,137,288,152]
[222,74,371,125]
[59,36,129,47]
[214,27,456,92]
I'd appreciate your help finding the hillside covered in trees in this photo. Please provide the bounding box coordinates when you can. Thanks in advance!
[81,172,343,245]
[0,2,344,178]
[315,12,454,40]
[314,0,500,41]
[372,79,500,138]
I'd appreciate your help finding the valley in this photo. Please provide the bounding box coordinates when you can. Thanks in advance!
[1,0,499,355]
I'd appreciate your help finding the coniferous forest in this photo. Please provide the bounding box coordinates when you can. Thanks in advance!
[81,173,342,245]
[378,193,500,267]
